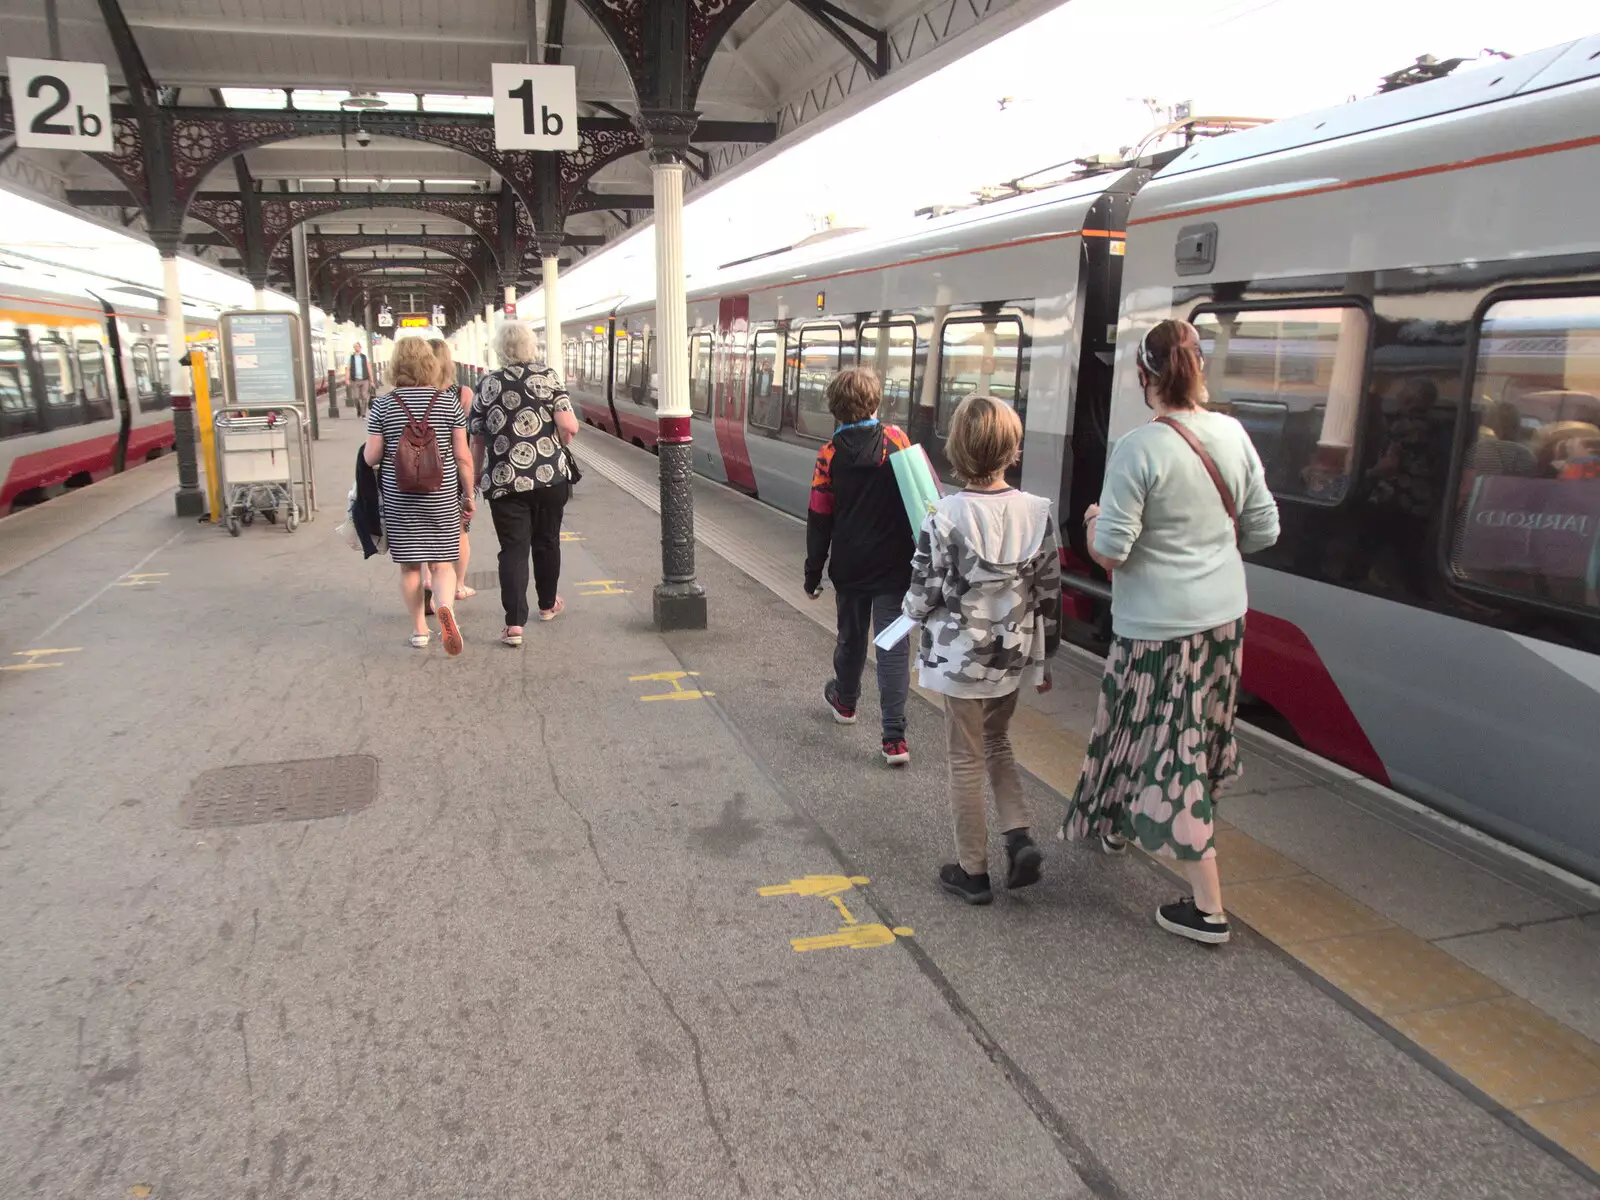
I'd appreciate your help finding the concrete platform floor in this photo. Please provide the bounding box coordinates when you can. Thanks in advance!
[0,412,1595,1200]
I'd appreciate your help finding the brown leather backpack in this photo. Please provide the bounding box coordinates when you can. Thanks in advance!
[393,390,445,494]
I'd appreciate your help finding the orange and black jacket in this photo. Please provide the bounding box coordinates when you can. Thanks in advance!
[804,421,915,596]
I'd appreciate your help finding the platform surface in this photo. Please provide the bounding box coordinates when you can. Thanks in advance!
[0,414,1596,1199]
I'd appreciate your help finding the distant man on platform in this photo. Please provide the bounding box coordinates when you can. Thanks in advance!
[347,342,373,416]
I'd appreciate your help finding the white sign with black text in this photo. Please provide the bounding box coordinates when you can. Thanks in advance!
[490,63,579,152]
[6,57,114,153]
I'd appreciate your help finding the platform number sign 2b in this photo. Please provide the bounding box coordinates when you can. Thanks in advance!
[6,59,114,153]
[491,64,579,152]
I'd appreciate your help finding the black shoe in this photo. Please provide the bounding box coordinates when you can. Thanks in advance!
[823,680,857,725]
[1156,897,1231,945]
[1004,831,1043,890]
[424,587,435,617]
[938,864,993,905]
[1100,833,1129,857]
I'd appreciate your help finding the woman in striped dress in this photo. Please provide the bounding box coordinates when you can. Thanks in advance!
[424,337,477,609]
[363,337,476,654]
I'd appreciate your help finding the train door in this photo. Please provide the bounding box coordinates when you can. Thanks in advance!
[604,318,622,437]
[689,329,726,481]
[713,295,757,491]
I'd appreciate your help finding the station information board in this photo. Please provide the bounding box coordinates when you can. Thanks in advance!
[220,312,306,407]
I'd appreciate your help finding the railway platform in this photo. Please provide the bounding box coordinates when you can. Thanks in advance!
[1,415,1597,1200]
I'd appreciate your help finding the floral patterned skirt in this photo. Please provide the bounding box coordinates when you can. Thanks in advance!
[1062,619,1244,862]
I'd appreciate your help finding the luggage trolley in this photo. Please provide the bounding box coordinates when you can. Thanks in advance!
[214,406,308,535]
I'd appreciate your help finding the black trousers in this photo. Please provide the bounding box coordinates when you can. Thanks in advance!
[489,482,570,625]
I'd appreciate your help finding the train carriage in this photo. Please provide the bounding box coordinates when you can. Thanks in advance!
[539,34,1600,881]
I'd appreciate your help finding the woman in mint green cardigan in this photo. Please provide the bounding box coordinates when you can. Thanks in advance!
[1062,319,1279,946]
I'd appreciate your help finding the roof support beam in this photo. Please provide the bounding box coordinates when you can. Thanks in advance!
[787,0,889,79]
[543,0,567,64]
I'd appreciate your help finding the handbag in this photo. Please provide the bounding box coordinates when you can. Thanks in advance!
[562,443,583,486]
[394,390,445,494]
[1155,416,1240,545]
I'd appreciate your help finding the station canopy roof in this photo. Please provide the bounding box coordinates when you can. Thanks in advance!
[1,0,1058,314]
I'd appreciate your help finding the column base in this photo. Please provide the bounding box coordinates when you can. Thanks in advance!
[653,581,707,631]
[174,487,206,518]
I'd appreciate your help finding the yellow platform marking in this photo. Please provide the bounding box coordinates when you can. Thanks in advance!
[791,923,914,953]
[1224,875,1392,945]
[115,572,169,588]
[830,896,859,925]
[2,648,82,672]
[629,670,714,701]
[1519,1095,1600,1169]
[1391,996,1600,1111]
[1289,929,1507,1018]
[559,531,583,542]
[758,874,869,899]
[577,579,631,596]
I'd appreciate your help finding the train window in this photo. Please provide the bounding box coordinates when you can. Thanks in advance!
[627,334,644,390]
[1448,292,1600,615]
[645,334,657,408]
[937,316,1024,436]
[794,325,843,440]
[859,321,917,426]
[1193,305,1369,505]
[37,336,79,410]
[689,333,713,416]
[749,329,784,431]
[132,343,162,411]
[0,337,35,436]
[77,340,112,421]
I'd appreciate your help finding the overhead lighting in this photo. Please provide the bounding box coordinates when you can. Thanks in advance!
[341,90,388,110]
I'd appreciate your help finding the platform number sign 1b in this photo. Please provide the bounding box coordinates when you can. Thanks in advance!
[6,58,114,153]
[490,64,579,152]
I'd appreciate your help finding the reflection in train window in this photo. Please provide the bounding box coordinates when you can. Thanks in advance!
[1194,305,1369,505]
[794,325,843,440]
[645,334,657,408]
[132,343,162,411]
[689,333,712,416]
[859,321,916,426]
[748,329,784,431]
[78,340,112,420]
[1449,292,1600,614]
[937,317,1023,436]
[0,337,36,437]
[627,334,643,391]
[37,336,79,408]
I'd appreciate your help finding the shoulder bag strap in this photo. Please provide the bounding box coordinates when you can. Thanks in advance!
[1155,416,1240,545]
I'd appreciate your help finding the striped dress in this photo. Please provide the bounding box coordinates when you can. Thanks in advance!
[366,386,466,564]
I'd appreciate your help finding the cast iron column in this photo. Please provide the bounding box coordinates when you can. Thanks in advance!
[290,186,320,440]
[640,111,706,630]
[159,246,205,517]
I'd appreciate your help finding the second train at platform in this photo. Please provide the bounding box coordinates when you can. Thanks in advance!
[526,38,1600,882]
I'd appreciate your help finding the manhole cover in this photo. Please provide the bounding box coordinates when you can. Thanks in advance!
[465,571,499,592]
[182,755,378,829]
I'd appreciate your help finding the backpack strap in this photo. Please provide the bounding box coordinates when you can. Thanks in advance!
[1154,415,1240,545]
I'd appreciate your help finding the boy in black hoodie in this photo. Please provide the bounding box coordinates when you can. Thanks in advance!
[804,367,916,765]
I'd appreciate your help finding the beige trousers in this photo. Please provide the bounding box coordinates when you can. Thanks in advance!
[944,690,1030,875]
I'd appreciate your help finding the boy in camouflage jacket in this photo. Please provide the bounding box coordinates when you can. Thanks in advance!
[902,394,1061,904]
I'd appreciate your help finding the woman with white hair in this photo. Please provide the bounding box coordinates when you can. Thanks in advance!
[469,321,581,646]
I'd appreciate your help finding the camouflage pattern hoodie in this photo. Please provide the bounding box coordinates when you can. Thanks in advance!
[902,487,1062,699]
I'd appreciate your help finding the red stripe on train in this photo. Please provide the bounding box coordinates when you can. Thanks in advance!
[1,421,176,510]
[1241,609,1390,784]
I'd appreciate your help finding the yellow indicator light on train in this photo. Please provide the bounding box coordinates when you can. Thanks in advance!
[815,291,825,311]
[1110,240,1126,257]
[593,325,606,334]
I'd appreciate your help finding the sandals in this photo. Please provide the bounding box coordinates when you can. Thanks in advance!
[436,605,464,656]
[456,586,477,600]
[501,626,524,647]
[409,632,430,649]
[538,596,565,622]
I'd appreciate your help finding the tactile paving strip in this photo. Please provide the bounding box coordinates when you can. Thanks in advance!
[182,756,379,829]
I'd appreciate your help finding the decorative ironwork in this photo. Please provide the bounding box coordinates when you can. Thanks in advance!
[259,194,505,262]
[559,125,648,209]
[187,195,250,258]
[686,0,766,97]
[306,234,484,278]
[88,113,152,207]
[634,110,700,165]
[581,0,646,72]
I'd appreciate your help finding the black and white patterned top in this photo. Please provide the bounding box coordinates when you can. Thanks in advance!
[467,362,574,501]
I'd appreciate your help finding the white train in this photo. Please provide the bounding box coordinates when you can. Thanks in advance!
[535,36,1600,882]
[0,256,331,513]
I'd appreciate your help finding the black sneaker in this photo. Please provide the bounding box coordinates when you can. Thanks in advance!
[1005,831,1044,890]
[938,864,993,905]
[823,680,857,725]
[1100,833,1129,856]
[1156,898,1231,945]
[881,738,909,766]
